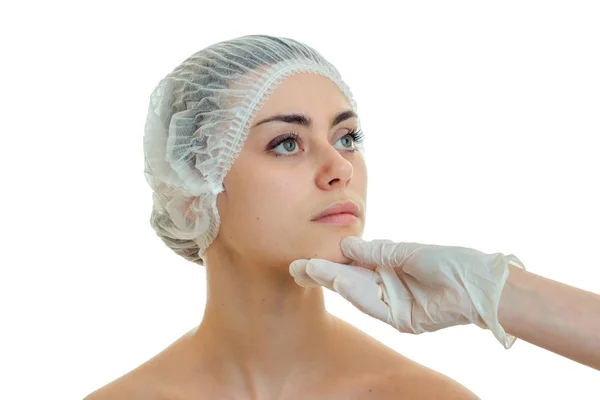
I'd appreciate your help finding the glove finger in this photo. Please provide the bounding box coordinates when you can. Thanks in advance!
[295,258,424,334]
[303,258,382,291]
[377,268,421,333]
[333,276,390,324]
[305,259,424,333]
[289,259,323,288]
[341,237,424,268]
[340,237,395,268]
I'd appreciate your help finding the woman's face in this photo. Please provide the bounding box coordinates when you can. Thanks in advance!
[213,73,367,269]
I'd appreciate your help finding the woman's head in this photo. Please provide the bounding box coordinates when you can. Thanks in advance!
[208,72,367,269]
[143,35,366,267]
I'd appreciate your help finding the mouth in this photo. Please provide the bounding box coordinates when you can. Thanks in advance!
[311,201,360,226]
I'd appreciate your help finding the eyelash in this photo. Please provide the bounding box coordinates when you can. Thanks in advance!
[268,129,365,157]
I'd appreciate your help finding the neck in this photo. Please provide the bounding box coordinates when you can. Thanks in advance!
[189,249,345,397]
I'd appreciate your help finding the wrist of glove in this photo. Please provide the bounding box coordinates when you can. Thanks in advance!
[289,237,526,349]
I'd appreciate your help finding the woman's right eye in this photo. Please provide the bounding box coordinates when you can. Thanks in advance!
[268,132,303,157]
[273,138,299,155]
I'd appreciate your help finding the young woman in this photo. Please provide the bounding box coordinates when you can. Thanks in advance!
[85,34,478,399]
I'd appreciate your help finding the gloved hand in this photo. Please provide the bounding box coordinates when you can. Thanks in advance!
[289,237,526,349]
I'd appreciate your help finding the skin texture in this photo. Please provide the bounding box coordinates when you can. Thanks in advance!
[84,73,478,400]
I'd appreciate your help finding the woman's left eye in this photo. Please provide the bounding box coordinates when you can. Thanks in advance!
[334,130,365,151]
[335,134,356,150]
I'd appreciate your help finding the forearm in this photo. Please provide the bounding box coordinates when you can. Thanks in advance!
[498,265,600,370]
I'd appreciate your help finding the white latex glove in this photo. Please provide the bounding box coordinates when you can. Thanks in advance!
[289,237,526,349]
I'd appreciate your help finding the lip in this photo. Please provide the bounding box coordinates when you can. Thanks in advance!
[312,201,360,222]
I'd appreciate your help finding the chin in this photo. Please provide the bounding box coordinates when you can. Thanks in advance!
[303,236,357,265]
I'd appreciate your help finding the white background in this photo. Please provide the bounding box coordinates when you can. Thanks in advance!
[1,1,599,399]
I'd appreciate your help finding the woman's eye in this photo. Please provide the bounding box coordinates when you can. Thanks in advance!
[273,138,299,155]
[334,134,356,150]
[269,130,361,157]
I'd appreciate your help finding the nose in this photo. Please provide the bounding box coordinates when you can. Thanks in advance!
[315,146,354,190]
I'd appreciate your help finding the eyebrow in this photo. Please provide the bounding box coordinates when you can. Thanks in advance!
[251,110,358,129]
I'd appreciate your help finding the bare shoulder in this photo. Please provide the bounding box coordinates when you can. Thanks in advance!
[329,319,479,399]
[81,343,181,400]
[82,377,135,400]
[82,368,159,400]
[328,361,478,400]
[82,329,209,400]
[82,365,215,400]
[376,366,480,399]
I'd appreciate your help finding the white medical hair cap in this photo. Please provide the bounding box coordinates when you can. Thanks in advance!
[143,34,360,266]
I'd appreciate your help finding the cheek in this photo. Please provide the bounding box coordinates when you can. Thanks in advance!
[351,156,368,193]
[221,169,306,244]
[247,178,304,234]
